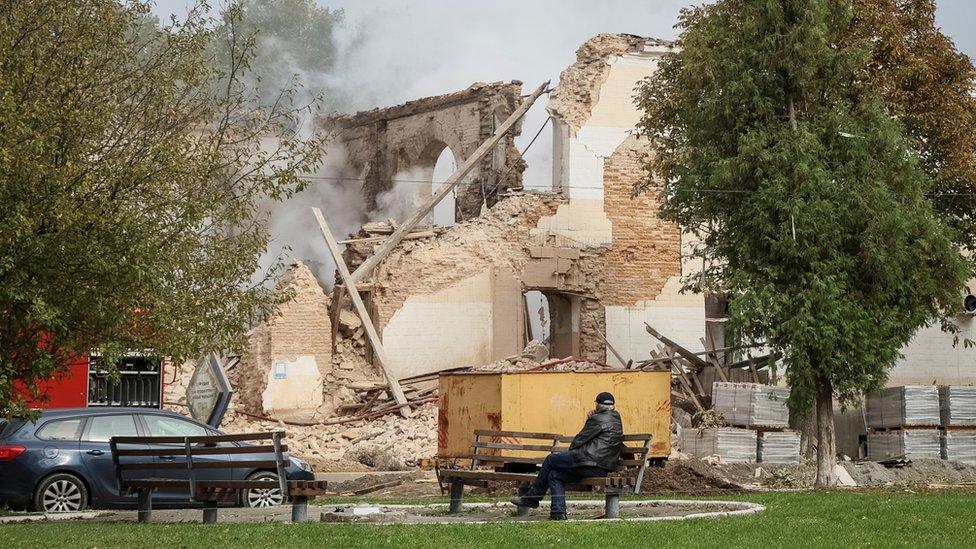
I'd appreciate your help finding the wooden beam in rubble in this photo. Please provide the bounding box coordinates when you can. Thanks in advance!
[313,207,412,417]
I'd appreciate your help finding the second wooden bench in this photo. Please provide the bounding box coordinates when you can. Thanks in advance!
[437,429,653,518]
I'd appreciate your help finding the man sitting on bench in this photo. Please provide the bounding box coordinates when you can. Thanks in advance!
[509,392,623,520]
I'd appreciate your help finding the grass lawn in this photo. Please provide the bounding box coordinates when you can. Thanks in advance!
[2,490,975,548]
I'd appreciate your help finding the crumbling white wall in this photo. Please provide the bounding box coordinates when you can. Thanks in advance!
[381,267,524,378]
[261,355,324,413]
[541,35,703,366]
[541,46,671,247]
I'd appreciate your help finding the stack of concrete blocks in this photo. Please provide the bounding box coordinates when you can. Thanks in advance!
[712,382,790,428]
[680,427,758,463]
[939,386,976,463]
[683,382,796,463]
[866,386,941,428]
[758,431,802,464]
[867,430,943,461]
[866,386,941,461]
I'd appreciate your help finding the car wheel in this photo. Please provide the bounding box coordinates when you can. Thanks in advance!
[34,473,88,513]
[243,471,284,508]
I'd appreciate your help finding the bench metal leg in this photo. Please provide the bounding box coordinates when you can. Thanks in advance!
[448,479,464,514]
[516,482,530,517]
[605,493,620,519]
[137,490,153,523]
[202,501,218,523]
[291,495,309,523]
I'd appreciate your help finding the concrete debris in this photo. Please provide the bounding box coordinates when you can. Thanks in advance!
[692,409,727,429]
[520,339,549,362]
[218,402,440,471]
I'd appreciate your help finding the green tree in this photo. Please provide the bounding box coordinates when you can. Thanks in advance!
[215,0,343,108]
[0,0,324,416]
[635,0,972,486]
[850,0,976,259]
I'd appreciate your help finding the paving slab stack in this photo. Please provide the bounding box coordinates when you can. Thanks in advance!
[865,385,976,463]
[680,382,797,463]
[939,386,976,463]
[680,427,758,463]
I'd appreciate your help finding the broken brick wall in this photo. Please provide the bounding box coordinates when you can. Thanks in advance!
[332,81,526,221]
[234,261,382,416]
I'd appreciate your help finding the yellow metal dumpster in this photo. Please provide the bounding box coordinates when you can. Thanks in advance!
[437,370,671,459]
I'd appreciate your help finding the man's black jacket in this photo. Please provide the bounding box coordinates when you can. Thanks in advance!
[568,408,623,471]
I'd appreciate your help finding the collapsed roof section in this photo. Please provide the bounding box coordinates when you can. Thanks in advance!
[329,81,526,221]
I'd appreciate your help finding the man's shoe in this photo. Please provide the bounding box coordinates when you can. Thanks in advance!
[549,513,568,521]
[509,496,540,509]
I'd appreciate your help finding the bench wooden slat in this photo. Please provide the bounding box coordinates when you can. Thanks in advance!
[440,469,616,486]
[121,459,280,471]
[114,444,288,457]
[473,442,558,452]
[287,480,330,496]
[473,429,562,440]
[466,455,546,465]
[440,470,538,483]
[112,432,279,445]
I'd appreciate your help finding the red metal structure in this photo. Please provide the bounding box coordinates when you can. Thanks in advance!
[20,354,167,410]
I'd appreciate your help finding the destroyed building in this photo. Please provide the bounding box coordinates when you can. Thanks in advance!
[166,33,975,468]
[332,81,526,219]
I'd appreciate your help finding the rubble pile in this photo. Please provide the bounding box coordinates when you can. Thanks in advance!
[472,340,619,373]
[219,402,439,471]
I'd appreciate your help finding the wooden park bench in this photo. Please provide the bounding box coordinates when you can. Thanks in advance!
[109,431,329,523]
[437,429,653,519]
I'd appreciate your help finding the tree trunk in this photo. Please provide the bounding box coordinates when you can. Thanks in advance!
[814,376,837,487]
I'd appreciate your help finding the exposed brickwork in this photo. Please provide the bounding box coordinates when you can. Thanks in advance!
[236,262,334,414]
[598,134,680,306]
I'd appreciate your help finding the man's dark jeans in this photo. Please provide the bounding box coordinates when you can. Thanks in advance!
[524,451,608,516]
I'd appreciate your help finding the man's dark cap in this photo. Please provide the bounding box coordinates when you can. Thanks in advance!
[595,392,615,405]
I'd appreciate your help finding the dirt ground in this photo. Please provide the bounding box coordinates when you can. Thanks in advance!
[310,456,976,501]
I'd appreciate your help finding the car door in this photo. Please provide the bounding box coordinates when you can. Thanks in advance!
[138,414,230,503]
[78,413,144,507]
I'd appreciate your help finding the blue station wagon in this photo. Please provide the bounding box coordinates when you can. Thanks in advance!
[0,408,313,512]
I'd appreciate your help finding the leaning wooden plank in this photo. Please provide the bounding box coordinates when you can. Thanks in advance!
[644,323,710,370]
[700,337,729,382]
[588,312,628,367]
[313,207,412,417]
[348,81,549,285]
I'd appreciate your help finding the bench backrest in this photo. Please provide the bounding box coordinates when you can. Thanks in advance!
[109,431,288,499]
[469,429,653,494]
